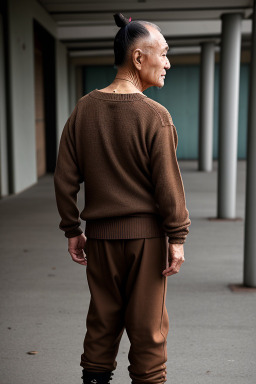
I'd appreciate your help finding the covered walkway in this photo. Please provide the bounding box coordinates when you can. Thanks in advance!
[0,161,255,384]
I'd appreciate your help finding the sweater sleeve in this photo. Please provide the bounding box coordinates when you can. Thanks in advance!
[53,105,84,238]
[149,123,191,244]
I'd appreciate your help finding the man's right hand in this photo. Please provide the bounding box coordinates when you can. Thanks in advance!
[68,233,87,266]
[162,243,185,277]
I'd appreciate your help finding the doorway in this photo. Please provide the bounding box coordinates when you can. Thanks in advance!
[34,31,46,177]
[33,21,56,176]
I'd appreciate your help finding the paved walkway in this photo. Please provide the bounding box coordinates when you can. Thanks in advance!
[0,161,255,384]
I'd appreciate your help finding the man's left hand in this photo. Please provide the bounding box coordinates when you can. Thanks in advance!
[68,234,87,266]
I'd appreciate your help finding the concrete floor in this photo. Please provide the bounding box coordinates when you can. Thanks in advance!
[0,160,255,384]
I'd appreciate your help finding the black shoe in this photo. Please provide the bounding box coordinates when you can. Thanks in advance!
[82,370,113,384]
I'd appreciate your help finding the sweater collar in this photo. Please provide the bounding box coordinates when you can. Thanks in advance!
[89,89,148,101]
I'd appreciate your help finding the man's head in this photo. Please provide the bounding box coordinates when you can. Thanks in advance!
[113,13,171,89]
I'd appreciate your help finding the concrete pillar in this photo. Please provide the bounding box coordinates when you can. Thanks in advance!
[199,42,215,172]
[244,1,256,287]
[217,13,242,218]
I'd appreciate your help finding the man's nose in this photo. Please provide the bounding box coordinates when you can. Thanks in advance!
[165,57,171,70]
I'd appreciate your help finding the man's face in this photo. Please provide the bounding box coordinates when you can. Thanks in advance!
[139,27,171,89]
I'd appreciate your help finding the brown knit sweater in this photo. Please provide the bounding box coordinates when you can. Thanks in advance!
[54,89,191,243]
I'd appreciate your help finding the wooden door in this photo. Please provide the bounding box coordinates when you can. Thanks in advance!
[34,33,46,177]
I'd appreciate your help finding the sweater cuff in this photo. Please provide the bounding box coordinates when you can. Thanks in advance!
[64,227,83,238]
[167,225,190,244]
[168,237,186,244]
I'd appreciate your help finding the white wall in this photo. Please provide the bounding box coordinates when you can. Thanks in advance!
[56,40,69,145]
[0,13,8,197]
[7,0,57,194]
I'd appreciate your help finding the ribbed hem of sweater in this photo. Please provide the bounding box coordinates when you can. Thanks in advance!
[85,214,166,240]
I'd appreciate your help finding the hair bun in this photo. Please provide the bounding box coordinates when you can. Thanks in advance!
[113,13,129,28]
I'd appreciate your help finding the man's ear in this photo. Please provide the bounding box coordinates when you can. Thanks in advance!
[132,49,143,70]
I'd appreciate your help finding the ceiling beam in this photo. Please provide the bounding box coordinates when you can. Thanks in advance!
[39,0,254,14]
[57,19,252,40]
[53,9,253,24]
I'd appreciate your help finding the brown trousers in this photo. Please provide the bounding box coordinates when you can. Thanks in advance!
[80,237,169,384]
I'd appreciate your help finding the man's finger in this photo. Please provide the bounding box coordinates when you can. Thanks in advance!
[71,256,87,266]
[162,266,179,276]
[69,249,87,266]
[162,256,184,276]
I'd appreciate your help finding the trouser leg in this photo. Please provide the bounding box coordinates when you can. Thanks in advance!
[124,237,169,384]
[80,239,126,372]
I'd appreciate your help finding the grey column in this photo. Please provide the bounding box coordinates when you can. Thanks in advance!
[199,42,215,172]
[218,14,242,218]
[244,1,256,287]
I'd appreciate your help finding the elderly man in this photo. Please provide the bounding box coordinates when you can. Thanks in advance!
[54,12,191,384]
